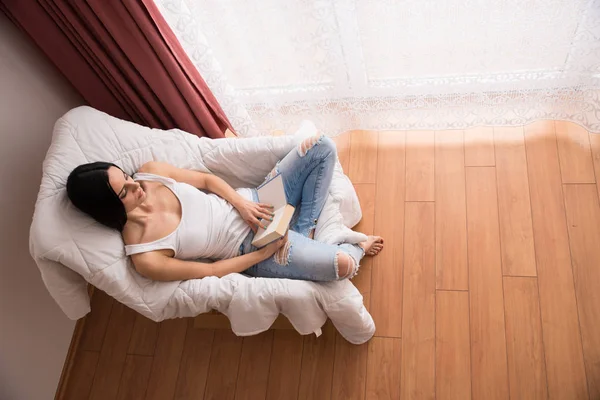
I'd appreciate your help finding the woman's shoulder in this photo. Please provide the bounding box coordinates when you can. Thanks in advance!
[138,161,176,177]
[123,219,176,260]
[138,161,161,173]
[123,209,179,246]
[123,217,165,246]
[122,218,147,246]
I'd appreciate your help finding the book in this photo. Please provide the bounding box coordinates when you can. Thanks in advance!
[251,173,295,248]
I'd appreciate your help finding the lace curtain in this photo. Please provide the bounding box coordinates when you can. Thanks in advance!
[156,0,600,137]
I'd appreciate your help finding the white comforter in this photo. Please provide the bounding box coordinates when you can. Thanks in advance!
[29,106,375,344]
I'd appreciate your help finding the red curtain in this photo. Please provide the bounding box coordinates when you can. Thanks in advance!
[0,0,232,139]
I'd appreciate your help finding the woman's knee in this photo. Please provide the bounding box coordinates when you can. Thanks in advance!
[298,134,337,158]
[319,136,337,157]
[299,135,320,156]
[336,252,357,280]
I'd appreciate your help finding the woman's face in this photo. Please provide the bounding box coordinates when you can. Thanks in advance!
[107,166,146,212]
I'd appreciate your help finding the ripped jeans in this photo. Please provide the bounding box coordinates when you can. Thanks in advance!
[240,135,365,281]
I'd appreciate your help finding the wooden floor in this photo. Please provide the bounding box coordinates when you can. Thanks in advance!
[59,121,600,400]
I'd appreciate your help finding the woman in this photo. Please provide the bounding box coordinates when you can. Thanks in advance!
[66,135,383,282]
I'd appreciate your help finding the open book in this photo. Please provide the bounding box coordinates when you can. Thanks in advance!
[251,174,295,248]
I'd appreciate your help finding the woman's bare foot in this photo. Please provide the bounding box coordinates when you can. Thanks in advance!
[360,235,384,256]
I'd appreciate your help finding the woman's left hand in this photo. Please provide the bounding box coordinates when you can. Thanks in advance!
[236,200,275,232]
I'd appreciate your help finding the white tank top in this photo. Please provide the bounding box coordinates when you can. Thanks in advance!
[124,173,253,260]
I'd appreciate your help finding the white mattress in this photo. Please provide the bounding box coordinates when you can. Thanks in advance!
[29,106,374,344]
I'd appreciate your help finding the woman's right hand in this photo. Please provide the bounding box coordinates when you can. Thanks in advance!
[259,233,288,259]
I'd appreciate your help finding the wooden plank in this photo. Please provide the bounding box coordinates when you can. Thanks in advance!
[523,120,588,399]
[62,350,99,400]
[348,130,379,184]
[436,290,471,400]
[298,321,336,400]
[401,202,435,400]
[405,130,435,201]
[89,302,137,400]
[332,132,351,173]
[365,337,401,400]
[79,289,113,352]
[563,184,600,399]
[435,130,468,289]
[56,316,87,400]
[204,331,244,400]
[494,126,537,276]
[503,277,548,400]
[193,313,294,330]
[145,319,188,400]
[465,167,509,400]
[351,183,376,295]
[194,313,238,329]
[234,331,274,400]
[590,132,600,200]
[128,313,159,356]
[269,315,295,330]
[116,355,153,400]
[464,126,495,166]
[555,121,595,183]
[266,330,304,400]
[371,131,404,337]
[174,327,214,400]
[332,333,368,400]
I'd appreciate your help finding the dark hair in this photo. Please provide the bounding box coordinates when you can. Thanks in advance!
[66,162,127,231]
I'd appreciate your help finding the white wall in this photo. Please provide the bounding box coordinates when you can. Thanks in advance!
[0,13,85,400]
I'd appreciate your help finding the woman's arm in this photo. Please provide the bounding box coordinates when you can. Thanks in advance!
[131,237,286,281]
[139,161,274,230]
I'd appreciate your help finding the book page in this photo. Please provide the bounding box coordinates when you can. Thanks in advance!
[257,174,286,209]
